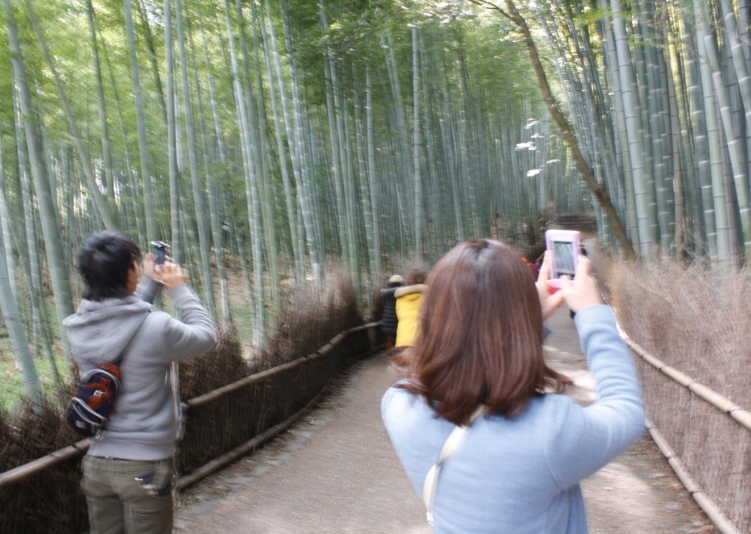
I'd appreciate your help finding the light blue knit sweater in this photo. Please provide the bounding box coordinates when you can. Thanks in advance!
[381,305,644,533]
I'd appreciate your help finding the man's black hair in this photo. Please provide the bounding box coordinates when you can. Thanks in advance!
[78,232,141,301]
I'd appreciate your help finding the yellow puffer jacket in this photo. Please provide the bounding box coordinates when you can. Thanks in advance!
[394,284,427,348]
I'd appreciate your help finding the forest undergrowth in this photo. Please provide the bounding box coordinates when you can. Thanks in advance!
[600,257,751,532]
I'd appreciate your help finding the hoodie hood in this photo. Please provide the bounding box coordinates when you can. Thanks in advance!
[63,296,152,365]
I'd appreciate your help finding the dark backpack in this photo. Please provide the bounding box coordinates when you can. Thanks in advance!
[65,314,149,439]
[65,363,123,438]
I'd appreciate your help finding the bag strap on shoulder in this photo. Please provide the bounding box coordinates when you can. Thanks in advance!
[423,405,485,526]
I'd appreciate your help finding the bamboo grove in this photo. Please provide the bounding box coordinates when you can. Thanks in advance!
[0,0,591,403]
[7,0,749,404]
[473,0,751,265]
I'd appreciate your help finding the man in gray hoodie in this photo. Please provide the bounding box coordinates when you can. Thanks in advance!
[63,232,217,534]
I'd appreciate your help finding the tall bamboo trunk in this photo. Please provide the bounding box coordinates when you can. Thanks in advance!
[260,1,301,280]
[197,16,229,295]
[224,0,265,343]
[134,0,168,128]
[382,32,414,250]
[86,0,118,227]
[693,0,733,266]
[319,0,351,276]
[248,0,280,311]
[638,0,671,249]
[0,219,43,404]
[164,0,183,264]
[3,0,75,352]
[280,0,322,279]
[176,0,215,316]
[124,0,157,242]
[267,0,307,281]
[355,59,381,287]
[610,0,653,255]
[235,0,274,324]
[412,25,423,261]
[14,90,57,381]
[715,0,751,259]
[339,81,361,293]
[0,133,17,300]
[663,18,685,257]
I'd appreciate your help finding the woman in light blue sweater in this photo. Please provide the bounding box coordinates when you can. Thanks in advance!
[381,239,644,533]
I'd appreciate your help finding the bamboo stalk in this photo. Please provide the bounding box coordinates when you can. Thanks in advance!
[176,0,215,316]
[164,0,182,264]
[646,421,740,534]
[123,0,157,242]
[224,0,265,342]
[730,409,751,429]
[24,0,116,231]
[2,0,75,341]
[0,440,91,489]
[85,0,118,227]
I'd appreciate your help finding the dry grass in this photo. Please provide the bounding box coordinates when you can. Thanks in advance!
[255,267,364,370]
[177,270,369,475]
[602,258,751,532]
[0,401,87,534]
[0,271,374,534]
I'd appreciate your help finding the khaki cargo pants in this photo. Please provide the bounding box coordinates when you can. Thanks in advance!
[81,455,174,534]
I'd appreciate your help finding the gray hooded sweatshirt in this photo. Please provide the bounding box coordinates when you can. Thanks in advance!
[62,278,217,461]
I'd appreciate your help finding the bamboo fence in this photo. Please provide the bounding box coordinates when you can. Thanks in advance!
[0,321,381,490]
[5,318,742,532]
[619,324,746,534]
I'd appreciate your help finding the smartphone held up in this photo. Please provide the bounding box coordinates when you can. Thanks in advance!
[150,241,170,265]
[545,230,581,291]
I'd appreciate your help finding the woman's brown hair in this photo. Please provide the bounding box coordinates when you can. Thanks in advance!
[407,269,426,285]
[400,239,570,425]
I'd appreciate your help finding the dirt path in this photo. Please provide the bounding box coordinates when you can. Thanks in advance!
[175,307,715,533]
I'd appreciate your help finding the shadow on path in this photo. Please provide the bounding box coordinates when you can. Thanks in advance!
[175,307,714,533]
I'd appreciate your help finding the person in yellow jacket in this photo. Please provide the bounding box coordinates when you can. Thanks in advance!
[394,269,427,348]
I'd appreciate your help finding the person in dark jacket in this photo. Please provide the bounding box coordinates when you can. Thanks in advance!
[380,275,404,352]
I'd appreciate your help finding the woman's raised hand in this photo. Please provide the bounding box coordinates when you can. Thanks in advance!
[558,256,604,313]
[536,252,565,320]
